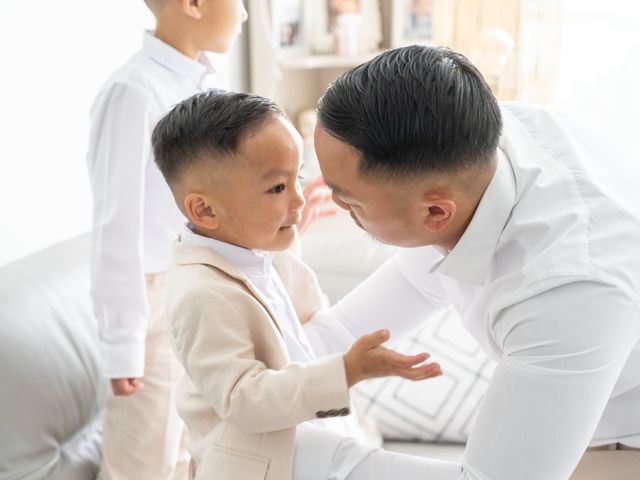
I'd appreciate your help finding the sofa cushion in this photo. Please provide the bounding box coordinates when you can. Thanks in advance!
[0,235,106,480]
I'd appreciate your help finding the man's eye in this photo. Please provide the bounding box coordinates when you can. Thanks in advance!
[269,184,286,194]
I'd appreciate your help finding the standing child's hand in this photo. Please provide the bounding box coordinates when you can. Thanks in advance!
[110,378,143,396]
[298,176,338,235]
[343,329,442,387]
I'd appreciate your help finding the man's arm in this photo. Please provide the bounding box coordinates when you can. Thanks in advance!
[304,246,451,357]
[87,82,154,383]
[461,281,639,479]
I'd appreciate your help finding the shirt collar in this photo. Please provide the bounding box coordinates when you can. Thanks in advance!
[180,224,274,276]
[143,30,215,83]
[436,149,517,285]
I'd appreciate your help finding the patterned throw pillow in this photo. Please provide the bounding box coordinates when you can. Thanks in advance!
[352,309,495,443]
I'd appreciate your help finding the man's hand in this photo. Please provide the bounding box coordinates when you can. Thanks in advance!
[343,329,442,387]
[298,176,338,235]
[110,378,143,396]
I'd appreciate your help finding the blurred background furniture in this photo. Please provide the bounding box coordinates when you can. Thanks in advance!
[0,236,105,480]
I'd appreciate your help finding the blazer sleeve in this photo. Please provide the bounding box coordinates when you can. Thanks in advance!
[170,289,351,434]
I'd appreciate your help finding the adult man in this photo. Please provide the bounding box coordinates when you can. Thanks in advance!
[304,45,640,479]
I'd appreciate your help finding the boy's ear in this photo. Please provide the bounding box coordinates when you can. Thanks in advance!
[180,0,203,19]
[184,193,220,230]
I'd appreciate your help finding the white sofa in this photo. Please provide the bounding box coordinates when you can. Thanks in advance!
[0,236,105,480]
[0,214,466,479]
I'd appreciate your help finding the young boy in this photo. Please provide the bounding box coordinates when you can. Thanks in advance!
[151,89,461,480]
[86,1,247,478]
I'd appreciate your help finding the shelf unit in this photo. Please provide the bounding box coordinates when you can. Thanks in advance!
[248,0,399,123]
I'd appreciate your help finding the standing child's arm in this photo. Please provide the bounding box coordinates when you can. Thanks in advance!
[87,82,154,387]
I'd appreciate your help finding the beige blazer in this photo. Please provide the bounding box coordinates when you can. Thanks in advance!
[166,238,351,480]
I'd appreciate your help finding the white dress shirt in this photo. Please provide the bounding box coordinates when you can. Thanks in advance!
[304,102,640,479]
[180,225,317,362]
[86,32,224,378]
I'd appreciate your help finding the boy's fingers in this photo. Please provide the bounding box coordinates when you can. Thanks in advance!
[360,329,390,349]
[378,350,429,368]
[396,363,443,381]
[318,208,339,218]
[394,351,430,367]
[111,378,144,396]
[303,176,327,194]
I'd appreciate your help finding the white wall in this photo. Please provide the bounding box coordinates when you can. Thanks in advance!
[0,1,249,266]
[550,0,640,157]
[1,1,638,266]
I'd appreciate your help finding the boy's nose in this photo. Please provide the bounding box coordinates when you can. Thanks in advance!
[291,188,305,211]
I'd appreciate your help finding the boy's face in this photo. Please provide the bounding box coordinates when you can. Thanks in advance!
[199,0,248,53]
[198,116,305,251]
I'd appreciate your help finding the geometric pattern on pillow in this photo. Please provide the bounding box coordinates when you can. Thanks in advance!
[352,308,495,443]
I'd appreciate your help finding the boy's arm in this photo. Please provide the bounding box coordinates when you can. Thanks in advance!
[171,292,440,434]
[87,82,154,381]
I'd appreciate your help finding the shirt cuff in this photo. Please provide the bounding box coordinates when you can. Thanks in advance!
[99,340,146,379]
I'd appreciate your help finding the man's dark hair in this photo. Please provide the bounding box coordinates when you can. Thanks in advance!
[152,89,283,185]
[317,45,502,179]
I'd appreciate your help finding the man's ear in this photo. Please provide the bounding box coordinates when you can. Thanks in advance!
[184,193,220,230]
[180,0,203,19]
[422,194,456,232]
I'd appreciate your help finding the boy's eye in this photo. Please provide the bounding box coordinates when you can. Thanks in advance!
[269,184,286,194]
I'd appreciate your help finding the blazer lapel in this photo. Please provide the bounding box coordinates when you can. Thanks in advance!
[172,239,286,339]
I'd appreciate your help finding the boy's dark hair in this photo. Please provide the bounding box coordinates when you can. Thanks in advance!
[317,45,502,179]
[152,89,283,185]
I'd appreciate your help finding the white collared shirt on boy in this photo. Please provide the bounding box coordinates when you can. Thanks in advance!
[87,31,224,379]
[180,224,318,363]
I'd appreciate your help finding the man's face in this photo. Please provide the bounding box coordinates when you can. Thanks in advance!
[314,124,434,247]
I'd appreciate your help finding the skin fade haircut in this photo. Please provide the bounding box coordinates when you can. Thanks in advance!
[152,89,284,185]
[317,45,503,180]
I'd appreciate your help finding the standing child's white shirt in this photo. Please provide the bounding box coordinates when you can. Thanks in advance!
[87,31,224,378]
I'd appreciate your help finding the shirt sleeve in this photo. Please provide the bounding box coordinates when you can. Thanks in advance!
[87,82,154,379]
[304,247,451,357]
[308,264,639,479]
[460,281,639,480]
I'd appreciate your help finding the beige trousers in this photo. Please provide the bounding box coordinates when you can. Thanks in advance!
[98,272,189,480]
[570,443,640,479]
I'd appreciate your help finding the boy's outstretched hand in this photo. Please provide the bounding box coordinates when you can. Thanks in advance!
[343,329,442,387]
